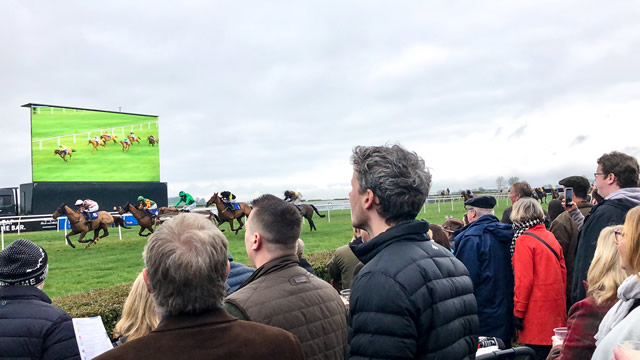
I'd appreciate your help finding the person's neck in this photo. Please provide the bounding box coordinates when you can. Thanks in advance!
[366,218,394,239]
[601,185,621,198]
[253,251,296,268]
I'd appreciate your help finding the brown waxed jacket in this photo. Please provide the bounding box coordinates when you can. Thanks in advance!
[225,255,348,360]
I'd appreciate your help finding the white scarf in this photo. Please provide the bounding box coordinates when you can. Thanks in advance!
[595,274,640,345]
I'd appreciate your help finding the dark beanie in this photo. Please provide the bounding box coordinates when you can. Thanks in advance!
[0,239,49,286]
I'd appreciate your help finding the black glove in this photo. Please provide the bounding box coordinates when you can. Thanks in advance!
[513,316,524,331]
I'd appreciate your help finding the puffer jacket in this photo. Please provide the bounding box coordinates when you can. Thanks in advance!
[349,220,479,360]
[226,253,254,294]
[454,214,514,344]
[0,286,80,360]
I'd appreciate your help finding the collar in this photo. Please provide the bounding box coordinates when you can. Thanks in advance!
[350,220,429,264]
[238,255,299,289]
[0,285,52,304]
[153,308,236,333]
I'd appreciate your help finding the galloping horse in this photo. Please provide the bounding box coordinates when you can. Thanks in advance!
[88,139,105,151]
[298,204,325,231]
[118,203,154,236]
[551,188,560,200]
[158,206,220,225]
[54,148,75,162]
[147,135,158,146]
[534,187,547,203]
[461,190,472,202]
[101,134,118,144]
[206,193,252,234]
[128,135,140,144]
[120,140,131,152]
[52,204,129,248]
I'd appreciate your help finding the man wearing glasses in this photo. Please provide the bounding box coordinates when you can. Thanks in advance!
[571,151,640,306]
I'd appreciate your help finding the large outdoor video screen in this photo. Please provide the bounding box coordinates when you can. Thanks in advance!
[30,105,160,182]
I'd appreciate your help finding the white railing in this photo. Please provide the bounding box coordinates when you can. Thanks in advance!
[32,121,158,150]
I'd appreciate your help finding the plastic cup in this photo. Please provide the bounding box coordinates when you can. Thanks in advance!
[339,289,351,307]
[553,327,568,341]
[619,340,640,358]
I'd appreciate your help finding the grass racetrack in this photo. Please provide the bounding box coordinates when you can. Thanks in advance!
[31,106,159,181]
[1,196,518,298]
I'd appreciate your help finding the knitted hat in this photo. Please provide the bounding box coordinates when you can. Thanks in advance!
[0,239,49,286]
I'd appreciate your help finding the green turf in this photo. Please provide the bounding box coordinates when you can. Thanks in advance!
[30,106,159,181]
[0,197,518,298]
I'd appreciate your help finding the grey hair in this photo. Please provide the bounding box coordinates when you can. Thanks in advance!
[470,207,495,217]
[296,239,304,256]
[510,198,545,223]
[351,144,431,224]
[143,213,228,316]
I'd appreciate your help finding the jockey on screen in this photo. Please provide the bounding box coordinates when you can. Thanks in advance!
[59,145,70,155]
[75,199,99,222]
[175,191,196,212]
[137,196,158,218]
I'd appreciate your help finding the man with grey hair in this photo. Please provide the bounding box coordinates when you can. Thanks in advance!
[348,144,478,359]
[453,196,515,345]
[295,239,316,275]
[96,214,304,360]
[225,194,347,360]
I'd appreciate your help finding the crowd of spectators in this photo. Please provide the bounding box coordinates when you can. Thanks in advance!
[2,146,640,360]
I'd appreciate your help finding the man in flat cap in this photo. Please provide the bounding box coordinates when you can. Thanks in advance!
[0,239,80,359]
[454,196,515,345]
[550,176,593,311]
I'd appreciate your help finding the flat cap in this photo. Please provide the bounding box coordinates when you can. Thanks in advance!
[559,176,590,194]
[464,196,496,209]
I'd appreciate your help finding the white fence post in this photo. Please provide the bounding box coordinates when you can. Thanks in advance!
[64,218,68,244]
[17,217,21,235]
[1,221,5,250]
[118,224,122,240]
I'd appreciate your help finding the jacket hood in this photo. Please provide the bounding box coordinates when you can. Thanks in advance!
[606,188,640,205]
[454,215,513,245]
[351,220,429,264]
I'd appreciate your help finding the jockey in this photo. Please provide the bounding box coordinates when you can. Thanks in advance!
[284,190,302,205]
[219,190,237,212]
[137,196,157,218]
[93,135,100,143]
[75,199,99,221]
[175,191,196,212]
[59,145,69,155]
[122,137,130,145]
[129,131,136,139]
[102,131,110,140]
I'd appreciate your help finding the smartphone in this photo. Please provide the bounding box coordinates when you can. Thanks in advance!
[565,187,574,205]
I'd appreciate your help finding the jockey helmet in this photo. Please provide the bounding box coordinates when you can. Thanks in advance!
[137,196,144,201]
[179,191,185,196]
[75,199,83,206]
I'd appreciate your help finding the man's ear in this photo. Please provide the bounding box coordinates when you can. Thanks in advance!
[142,268,152,294]
[607,173,618,186]
[225,260,230,281]
[250,231,263,251]
[363,189,379,210]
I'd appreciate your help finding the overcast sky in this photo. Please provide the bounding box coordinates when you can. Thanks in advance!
[2,1,639,201]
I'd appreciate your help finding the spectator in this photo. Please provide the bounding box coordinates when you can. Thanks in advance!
[226,252,254,294]
[442,217,465,250]
[592,206,640,360]
[328,228,366,291]
[112,272,160,346]
[572,151,640,305]
[511,198,567,360]
[0,239,80,360]
[429,223,451,251]
[591,188,605,205]
[96,214,304,360]
[224,194,347,360]
[550,176,593,311]
[454,196,515,345]
[547,225,626,360]
[548,199,564,223]
[348,144,478,359]
[502,181,551,230]
[296,239,316,275]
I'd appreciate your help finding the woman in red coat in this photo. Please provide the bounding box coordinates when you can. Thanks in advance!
[511,198,567,360]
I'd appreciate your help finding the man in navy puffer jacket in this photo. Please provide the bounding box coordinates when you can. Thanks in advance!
[348,145,479,360]
[0,239,80,360]
[226,252,255,294]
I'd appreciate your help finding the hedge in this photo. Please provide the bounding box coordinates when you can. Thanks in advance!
[51,250,338,338]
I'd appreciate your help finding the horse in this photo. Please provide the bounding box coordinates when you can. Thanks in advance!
[128,135,140,144]
[534,187,547,203]
[101,134,118,144]
[206,193,252,234]
[461,190,472,202]
[88,139,105,151]
[118,203,155,236]
[147,135,158,146]
[54,148,75,162]
[51,204,129,248]
[551,188,559,200]
[157,206,221,226]
[120,140,131,152]
[298,204,326,231]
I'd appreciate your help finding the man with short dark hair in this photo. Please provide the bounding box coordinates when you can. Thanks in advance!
[571,151,640,305]
[348,144,478,359]
[96,214,304,360]
[501,181,534,224]
[0,239,80,360]
[454,196,515,345]
[550,175,593,310]
[224,194,347,360]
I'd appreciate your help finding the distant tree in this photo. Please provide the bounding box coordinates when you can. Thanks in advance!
[508,176,520,186]
[496,176,506,190]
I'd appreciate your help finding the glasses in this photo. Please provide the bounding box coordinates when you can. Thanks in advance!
[464,206,475,212]
[594,172,607,178]
[615,230,624,244]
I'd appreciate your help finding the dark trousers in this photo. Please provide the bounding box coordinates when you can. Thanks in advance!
[525,344,551,360]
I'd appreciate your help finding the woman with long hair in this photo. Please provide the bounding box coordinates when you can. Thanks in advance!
[112,272,160,345]
[511,198,567,360]
[592,206,640,360]
[546,225,626,359]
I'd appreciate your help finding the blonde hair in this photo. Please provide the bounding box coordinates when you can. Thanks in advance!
[586,225,627,305]
[510,197,544,223]
[113,272,160,342]
[622,206,640,276]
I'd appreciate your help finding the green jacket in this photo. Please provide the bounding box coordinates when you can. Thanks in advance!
[175,193,195,207]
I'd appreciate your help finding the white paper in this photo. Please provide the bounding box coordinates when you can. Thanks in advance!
[72,316,113,360]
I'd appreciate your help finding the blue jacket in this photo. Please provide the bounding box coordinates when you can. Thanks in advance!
[454,214,514,343]
[349,220,478,360]
[226,254,255,294]
[0,286,80,360]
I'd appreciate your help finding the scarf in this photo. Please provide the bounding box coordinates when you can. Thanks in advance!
[595,274,640,345]
[510,218,543,257]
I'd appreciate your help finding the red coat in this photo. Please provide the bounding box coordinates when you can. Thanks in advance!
[513,224,567,345]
